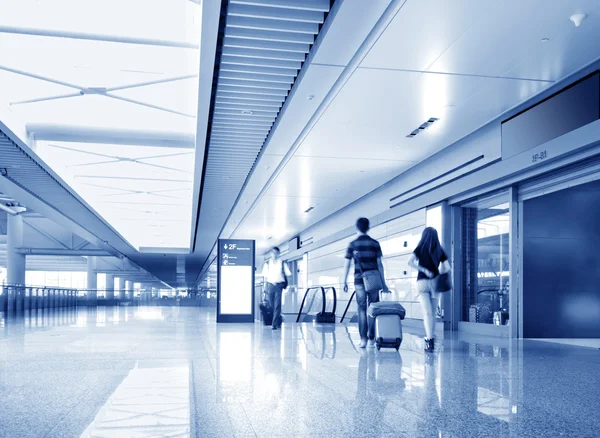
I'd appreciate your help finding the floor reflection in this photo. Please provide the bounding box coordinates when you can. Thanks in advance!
[0,307,598,437]
[81,363,190,438]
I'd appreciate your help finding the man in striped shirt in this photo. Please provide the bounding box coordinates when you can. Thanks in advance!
[343,217,389,348]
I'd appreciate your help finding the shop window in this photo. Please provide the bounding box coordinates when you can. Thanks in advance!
[461,194,510,325]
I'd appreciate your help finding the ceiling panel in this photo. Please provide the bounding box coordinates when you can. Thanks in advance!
[426,0,600,79]
[231,154,412,251]
[250,64,344,156]
[360,0,496,71]
[294,68,505,161]
[311,0,392,66]
[504,8,600,82]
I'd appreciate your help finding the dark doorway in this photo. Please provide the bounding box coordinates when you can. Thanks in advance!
[523,179,600,338]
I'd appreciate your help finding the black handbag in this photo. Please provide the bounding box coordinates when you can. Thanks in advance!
[434,272,452,293]
[280,261,288,289]
[354,251,383,293]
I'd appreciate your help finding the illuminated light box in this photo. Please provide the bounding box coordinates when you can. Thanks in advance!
[217,239,255,323]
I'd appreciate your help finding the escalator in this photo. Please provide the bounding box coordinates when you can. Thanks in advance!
[296,286,337,323]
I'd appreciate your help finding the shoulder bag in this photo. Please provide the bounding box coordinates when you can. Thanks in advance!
[280,261,289,289]
[434,272,452,293]
[354,250,383,293]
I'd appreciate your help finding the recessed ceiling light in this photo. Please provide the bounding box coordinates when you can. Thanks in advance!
[241,110,253,115]
[304,206,315,213]
[540,37,550,43]
[406,117,440,138]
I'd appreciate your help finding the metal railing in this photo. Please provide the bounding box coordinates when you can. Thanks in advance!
[1,284,78,313]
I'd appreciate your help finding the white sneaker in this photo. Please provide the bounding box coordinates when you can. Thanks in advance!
[367,339,376,348]
[359,339,367,348]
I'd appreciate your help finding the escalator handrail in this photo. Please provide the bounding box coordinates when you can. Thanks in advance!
[296,286,326,323]
[340,290,356,323]
[322,286,337,316]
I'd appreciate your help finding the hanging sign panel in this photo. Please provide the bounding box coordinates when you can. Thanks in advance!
[217,239,255,323]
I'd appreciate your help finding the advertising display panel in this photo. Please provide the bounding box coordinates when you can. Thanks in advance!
[217,239,255,323]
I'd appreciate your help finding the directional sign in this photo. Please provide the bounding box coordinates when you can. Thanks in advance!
[217,239,255,323]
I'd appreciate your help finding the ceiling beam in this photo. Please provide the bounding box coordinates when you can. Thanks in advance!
[0,25,198,49]
[28,124,196,149]
[15,248,113,256]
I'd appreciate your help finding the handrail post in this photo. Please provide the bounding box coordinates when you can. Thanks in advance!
[296,288,311,323]
[319,287,326,316]
[341,291,356,323]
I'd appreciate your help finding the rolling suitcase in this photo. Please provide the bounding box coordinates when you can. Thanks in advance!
[374,314,402,351]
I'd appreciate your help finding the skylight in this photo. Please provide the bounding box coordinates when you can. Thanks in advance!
[0,0,202,250]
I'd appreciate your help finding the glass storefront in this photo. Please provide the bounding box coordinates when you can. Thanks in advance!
[461,193,510,325]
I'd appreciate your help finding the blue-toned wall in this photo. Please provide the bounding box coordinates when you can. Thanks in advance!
[523,180,600,338]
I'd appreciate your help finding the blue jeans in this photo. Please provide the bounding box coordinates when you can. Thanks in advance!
[355,283,379,340]
[267,282,284,328]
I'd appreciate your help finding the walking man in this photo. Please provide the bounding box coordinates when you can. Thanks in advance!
[262,247,291,330]
[343,218,389,348]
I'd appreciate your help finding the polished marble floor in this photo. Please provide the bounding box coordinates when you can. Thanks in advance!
[1,306,599,438]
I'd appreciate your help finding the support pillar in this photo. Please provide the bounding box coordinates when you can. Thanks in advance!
[7,213,26,312]
[126,280,133,300]
[118,277,126,300]
[87,257,98,303]
[105,274,115,300]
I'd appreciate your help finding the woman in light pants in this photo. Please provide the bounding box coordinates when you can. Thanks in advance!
[408,227,450,352]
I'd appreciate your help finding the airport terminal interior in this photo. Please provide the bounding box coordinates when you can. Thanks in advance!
[1,0,600,437]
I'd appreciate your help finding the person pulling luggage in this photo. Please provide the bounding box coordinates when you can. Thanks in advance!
[261,247,291,330]
[343,217,390,348]
[408,227,451,352]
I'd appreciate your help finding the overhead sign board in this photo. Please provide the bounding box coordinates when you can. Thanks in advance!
[217,239,255,323]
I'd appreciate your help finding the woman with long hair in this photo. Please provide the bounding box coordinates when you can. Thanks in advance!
[408,227,451,352]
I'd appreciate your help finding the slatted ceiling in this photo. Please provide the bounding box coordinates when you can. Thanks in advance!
[219,63,298,77]
[218,71,296,83]
[218,79,291,90]
[227,3,325,22]
[230,0,330,12]
[221,56,303,71]
[225,16,319,34]
[218,86,288,97]
[225,27,315,44]
[223,37,311,53]
[195,0,330,264]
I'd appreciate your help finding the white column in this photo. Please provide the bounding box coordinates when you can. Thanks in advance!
[105,274,115,300]
[126,280,133,300]
[117,277,126,300]
[7,213,26,286]
[87,257,98,301]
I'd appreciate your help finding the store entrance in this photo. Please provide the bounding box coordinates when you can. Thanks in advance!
[522,179,600,338]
